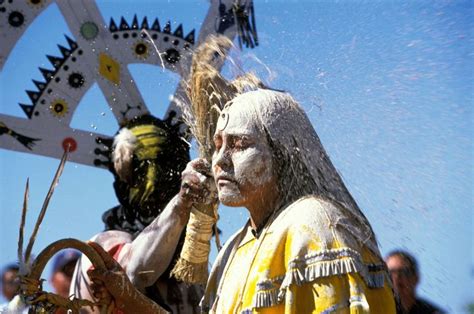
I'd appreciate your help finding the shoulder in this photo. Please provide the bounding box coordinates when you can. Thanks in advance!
[413,298,446,314]
[267,196,382,281]
[89,230,133,250]
[270,196,342,248]
[276,196,341,226]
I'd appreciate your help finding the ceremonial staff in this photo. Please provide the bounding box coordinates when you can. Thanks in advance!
[171,35,263,284]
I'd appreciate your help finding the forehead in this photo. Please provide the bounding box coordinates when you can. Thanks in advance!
[2,270,17,279]
[386,255,409,268]
[216,104,260,136]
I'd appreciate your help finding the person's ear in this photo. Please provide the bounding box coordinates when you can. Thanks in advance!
[414,273,420,286]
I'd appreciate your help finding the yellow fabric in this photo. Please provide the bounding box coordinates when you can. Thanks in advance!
[207,196,396,313]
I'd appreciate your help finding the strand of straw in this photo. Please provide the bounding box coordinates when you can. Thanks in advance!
[24,149,69,265]
[18,178,29,273]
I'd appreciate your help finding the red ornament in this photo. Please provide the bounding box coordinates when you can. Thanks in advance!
[62,137,77,152]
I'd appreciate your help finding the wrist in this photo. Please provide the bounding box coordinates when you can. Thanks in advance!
[173,194,192,224]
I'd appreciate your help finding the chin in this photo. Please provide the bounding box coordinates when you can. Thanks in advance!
[218,189,245,207]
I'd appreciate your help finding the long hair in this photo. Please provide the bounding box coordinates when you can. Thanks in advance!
[227,89,381,258]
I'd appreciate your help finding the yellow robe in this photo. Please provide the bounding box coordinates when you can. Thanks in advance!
[202,196,396,313]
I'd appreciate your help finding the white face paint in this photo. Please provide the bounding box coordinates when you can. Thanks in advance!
[212,103,274,208]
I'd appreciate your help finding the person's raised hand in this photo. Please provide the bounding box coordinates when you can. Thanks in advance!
[87,242,169,313]
[86,242,133,310]
[178,158,217,208]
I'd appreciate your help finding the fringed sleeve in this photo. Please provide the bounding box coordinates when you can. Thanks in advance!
[250,196,396,313]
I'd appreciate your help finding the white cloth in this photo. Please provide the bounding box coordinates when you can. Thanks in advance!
[0,296,29,314]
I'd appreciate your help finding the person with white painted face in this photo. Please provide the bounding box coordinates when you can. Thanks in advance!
[198,88,397,313]
[88,88,398,313]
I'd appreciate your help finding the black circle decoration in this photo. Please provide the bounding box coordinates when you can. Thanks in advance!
[8,11,25,27]
[54,103,64,113]
[135,43,146,54]
[28,0,42,6]
[49,99,69,117]
[164,48,180,64]
[132,41,149,59]
[68,72,85,88]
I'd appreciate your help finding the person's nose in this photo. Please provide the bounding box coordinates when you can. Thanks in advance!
[213,146,232,171]
[390,272,404,287]
[390,273,398,282]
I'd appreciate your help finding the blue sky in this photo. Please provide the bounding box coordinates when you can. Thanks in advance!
[1,0,472,312]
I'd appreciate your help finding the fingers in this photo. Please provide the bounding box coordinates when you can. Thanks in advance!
[178,158,218,209]
[180,179,204,203]
[182,159,212,189]
[88,242,122,270]
[180,177,212,202]
[182,159,213,182]
[89,274,108,298]
[187,158,212,176]
[88,270,115,305]
[87,267,108,279]
[87,268,107,297]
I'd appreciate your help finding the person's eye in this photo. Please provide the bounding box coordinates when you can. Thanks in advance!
[234,136,251,150]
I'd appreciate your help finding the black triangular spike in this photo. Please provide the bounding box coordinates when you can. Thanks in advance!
[58,44,71,58]
[163,21,171,34]
[26,90,40,104]
[65,35,78,50]
[47,55,64,68]
[20,104,34,119]
[184,29,195,44]
[151,18,160,31]
[39,67,54,82]
[109,18,118,32]
[120,17,130,30]
[131,15,139,29]
[141,17,149,29]
[32,79,46,91]
[173,24,183,38]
